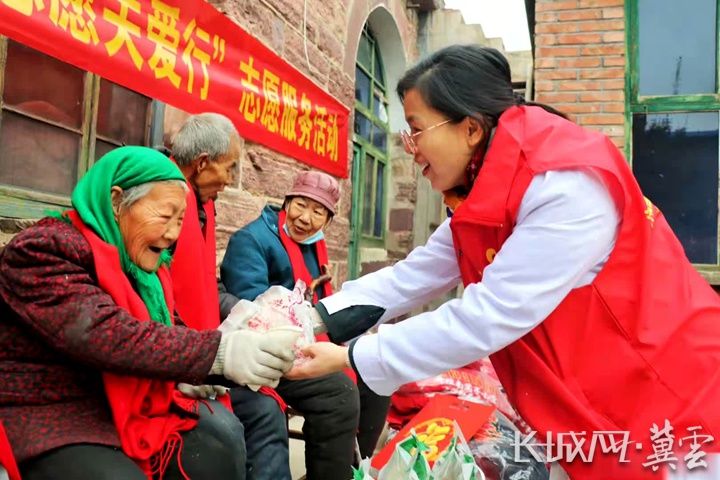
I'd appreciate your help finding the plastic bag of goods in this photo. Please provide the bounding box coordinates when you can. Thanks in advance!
[220,280,315,365]
[469,411,548,480]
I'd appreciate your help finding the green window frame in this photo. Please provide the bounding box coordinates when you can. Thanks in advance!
[352,26,389,250]
[626,0,720,281]
[0,36,155,219]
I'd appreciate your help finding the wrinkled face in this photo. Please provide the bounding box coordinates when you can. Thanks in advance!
[115,183,187,272]
[193,136,241,202]
[403,88,482,192]
[285,196,330,242]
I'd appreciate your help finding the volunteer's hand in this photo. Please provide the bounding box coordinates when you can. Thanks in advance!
[285,343,349,380]
[177,383,229,399]
[211,329,297,387]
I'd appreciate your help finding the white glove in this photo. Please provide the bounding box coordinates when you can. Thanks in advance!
[211,327,302,388]
[177,383,229,399]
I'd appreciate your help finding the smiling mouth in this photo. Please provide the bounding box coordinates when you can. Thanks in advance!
[148,246,164,254]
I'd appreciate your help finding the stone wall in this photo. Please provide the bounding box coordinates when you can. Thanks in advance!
[163,0,420,285]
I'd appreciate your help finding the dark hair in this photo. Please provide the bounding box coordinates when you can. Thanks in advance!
[397,45,566,133]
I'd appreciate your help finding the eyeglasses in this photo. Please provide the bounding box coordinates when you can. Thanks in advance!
[400,119,452,154]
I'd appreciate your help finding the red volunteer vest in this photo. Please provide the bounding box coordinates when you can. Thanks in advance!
[450,106,720,479]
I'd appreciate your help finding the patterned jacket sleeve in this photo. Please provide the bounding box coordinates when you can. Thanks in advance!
[0,219,220,385]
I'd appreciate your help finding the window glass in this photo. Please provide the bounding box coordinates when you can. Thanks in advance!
[633,112,719,263]
[97,78,150,145]
[0,111,80,195]
[638,0,717,95]
[4,40,84,128]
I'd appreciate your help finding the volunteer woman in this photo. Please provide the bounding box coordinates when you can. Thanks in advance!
[288,45,720,479]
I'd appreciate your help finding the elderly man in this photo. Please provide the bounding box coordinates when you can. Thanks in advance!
[166,113,292,480]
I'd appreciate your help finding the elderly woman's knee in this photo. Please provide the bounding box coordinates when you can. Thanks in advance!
[175,401,247,478]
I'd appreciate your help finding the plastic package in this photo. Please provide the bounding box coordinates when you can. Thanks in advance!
[468,411,548,480]
[220,280,315,364]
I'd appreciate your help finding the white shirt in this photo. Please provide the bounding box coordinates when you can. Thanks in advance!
[319,169,621,396]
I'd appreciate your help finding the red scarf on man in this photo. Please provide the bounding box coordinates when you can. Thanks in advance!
[278,210,356,382]
[170,184,219,331]
[68,210,198,479]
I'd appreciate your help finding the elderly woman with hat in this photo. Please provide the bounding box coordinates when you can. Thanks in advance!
[221,170,388,480]
[0,146,296,480]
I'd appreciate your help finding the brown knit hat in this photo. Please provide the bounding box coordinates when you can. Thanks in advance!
[286,171,340,215]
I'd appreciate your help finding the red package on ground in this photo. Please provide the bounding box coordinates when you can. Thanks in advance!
[388,358,525,432]
[372,395,494,470]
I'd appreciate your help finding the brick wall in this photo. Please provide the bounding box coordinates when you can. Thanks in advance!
[533,0,626,149]
[165,0,419,285]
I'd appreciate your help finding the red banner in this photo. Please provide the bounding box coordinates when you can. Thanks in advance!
[0,0,349,177]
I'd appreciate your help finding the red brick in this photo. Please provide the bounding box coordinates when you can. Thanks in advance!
[602,103,626,113]
[579,114,626,125]
[556,33,604,45]
[534,81,556,92]
[555,103,602,114]
[603,56,625,67]
[536,22,578,34]
[603,31,625,43]
[538,69,579,80]
[557,57,602,68]
[536,11,558,23]
[602,6,625,18]
[578,0,623,7]
[536,46,581,57]
[536,1,579,12]
[535,57,557,69]
[581,44,625,55]
[557,9,603,21]
[557,79,625,91]
[535,34,558,47]
[579,90,625,102]
[536,92,579,103]
[610,137,625,150]
[579,67,624,79]
[576,19,625,32]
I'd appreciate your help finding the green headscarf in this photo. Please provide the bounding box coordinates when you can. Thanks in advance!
[71,146,186,326]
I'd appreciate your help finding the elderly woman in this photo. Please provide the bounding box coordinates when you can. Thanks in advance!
[0,147,295,480]
[221,171,388,480]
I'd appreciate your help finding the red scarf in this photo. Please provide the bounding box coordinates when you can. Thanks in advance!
[170,185,219,331]
[170,186,285,411]
[0,422,19,480]
[68,211,198,479]
[278,210,356,383]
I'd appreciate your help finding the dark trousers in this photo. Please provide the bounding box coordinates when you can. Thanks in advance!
[277,373,360,480]
[356,376,391,458]
[231,387,291,480]
[20,400,246,480]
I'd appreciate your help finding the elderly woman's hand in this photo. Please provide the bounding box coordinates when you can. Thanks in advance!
[211,328,300,388]
[284,343,350,380]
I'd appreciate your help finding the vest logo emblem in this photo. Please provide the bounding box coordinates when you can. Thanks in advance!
[644,197,659,227]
